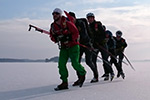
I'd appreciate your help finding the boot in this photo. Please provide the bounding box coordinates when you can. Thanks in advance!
[72,79,80,86]
[117,72,120,78]
[120,72,125,79]
[104,74,109,81]
[90,77,99,83]
[110,73,115,81]
[78,75,85,87]
[101,74,107,78]
[54,82,68,91]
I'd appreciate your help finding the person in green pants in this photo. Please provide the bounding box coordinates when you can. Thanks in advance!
[49,8,86,91]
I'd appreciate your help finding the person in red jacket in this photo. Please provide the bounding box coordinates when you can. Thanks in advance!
[49,8,86,91]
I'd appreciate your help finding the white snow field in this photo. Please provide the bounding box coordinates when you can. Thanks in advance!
[0,61,150,100]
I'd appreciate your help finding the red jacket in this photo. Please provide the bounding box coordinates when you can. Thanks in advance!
[50,16,79,48]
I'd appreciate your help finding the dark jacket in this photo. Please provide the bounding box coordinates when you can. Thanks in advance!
[107,37,116,51]
[88,20,106,48]
[113,36,127,53]
[76,18,91,45]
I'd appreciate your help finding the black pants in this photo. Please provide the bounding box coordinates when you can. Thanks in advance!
[93,44,114,75]
[110,51,124,73]
[109,50,119,72]
[78,44,98,78]
[116,52,124,73]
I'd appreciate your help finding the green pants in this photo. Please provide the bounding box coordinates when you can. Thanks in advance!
[58,45,86,82]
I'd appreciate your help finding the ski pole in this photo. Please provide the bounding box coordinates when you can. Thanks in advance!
[77,43,112,67]
[28,24,50,35]
[28,24,61,49]
[96,43,128,66]
[123,53,135,71]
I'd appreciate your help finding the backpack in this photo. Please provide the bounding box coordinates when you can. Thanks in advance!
[76,18,90,36]
[76,18,91,44]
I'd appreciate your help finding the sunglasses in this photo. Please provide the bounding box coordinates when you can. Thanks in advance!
[52,12,60,15]
[117,35,121,37]
[87,16,94,19]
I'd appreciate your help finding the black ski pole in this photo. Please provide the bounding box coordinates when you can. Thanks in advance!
[77,43,112,67]
[96,43,128,66]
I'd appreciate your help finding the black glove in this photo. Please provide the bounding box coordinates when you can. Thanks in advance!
[53,34,72,43]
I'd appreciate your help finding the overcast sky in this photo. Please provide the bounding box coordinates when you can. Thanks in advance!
[0,0,150,60]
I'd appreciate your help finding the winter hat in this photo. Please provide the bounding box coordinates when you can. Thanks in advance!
[69,12,76,18]
[52,8,62,15]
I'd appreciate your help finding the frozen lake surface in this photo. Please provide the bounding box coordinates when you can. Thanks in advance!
[0,62,150,100]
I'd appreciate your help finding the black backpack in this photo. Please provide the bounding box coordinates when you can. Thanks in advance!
[76,18,90,36]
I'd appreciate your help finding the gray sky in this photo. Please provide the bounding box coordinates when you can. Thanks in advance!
[0,0,150,60]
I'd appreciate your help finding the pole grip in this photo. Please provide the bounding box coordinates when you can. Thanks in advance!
[28,24,32,31]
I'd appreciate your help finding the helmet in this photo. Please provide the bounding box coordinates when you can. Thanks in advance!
[116,30,122,37]
[106,30,113,37]
[52,8,62,15]
[86,12,95,18]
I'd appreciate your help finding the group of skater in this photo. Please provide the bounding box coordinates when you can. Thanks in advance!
[49,8,127,91]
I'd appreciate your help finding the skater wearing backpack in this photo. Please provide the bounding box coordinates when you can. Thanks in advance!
[49,8,86,90]
[86,12,114,81]
[69,12,99,85]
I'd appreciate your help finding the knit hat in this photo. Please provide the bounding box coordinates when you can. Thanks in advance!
[69,12,76,18]
[52,8,62,15]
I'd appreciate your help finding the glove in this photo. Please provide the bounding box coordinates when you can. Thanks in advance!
[52,34,64,43]
[57,35,64,42]
[116,47,124,53]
